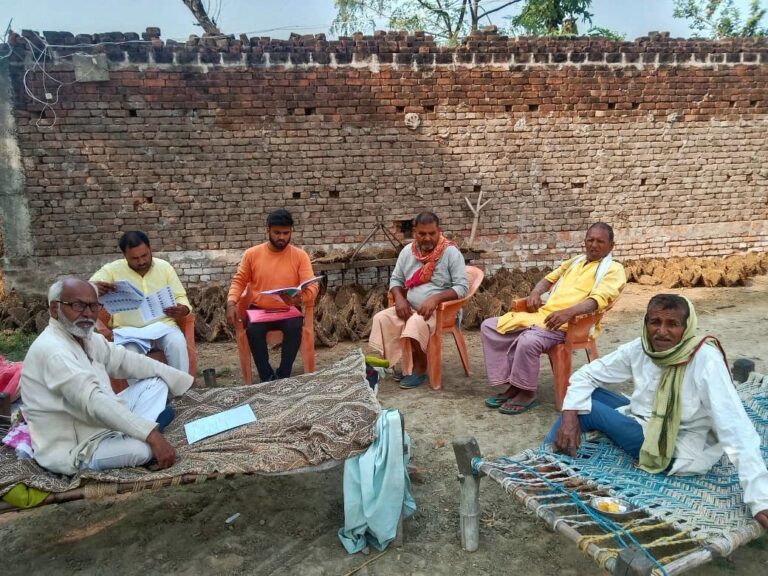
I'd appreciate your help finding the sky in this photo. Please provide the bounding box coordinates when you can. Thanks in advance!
[0,0,762,42]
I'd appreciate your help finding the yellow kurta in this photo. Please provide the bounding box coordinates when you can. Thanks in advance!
[91,258,191,329]
[496,256,626,335]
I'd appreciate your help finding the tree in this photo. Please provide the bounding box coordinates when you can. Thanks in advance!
[673,0,767,38]
[332,0,525,45]
[506,0,593,35]
[182,0,222,36]
[332,1,615,44]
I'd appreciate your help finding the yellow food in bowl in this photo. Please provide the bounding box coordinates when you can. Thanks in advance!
[596,501,623,513]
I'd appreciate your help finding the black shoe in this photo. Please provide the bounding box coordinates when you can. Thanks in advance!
[155,405,176,433]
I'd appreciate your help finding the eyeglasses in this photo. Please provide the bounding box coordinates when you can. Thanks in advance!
[57,300,103,313]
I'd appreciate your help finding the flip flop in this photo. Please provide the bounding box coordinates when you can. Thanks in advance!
[484,386,517,408]
[485,393,512,409]
[498,398,539,415]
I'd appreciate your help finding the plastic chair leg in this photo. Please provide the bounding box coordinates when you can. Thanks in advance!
[548,344,572,412]
[236,325,253,385]
[585,341,599,362]
[452,327,471,377]
[427,332,443,390]
[300,324,315,373]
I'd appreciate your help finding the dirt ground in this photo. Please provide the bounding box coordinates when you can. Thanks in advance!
[2,280,768,575]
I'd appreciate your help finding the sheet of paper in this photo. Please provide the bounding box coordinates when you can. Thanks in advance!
[184,404,257,444]
[98,280,144,314]
[113,323,176,341]
[138,286,176,322]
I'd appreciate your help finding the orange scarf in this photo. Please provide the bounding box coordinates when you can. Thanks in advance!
[404,235,454,289]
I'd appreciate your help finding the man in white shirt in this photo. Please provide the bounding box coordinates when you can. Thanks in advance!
[546,293,768,528]
[20,278,193,475]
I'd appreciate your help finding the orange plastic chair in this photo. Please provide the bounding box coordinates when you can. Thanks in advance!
[96,309,198,393]
[388,265,484,390]
[510,295,620,410]
[235,285,316,385]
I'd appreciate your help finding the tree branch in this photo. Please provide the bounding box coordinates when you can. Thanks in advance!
[182,0,222,36]
[478,0,523,20]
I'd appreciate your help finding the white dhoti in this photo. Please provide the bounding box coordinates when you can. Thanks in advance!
[83,377,169,471]
[369,307,437,376]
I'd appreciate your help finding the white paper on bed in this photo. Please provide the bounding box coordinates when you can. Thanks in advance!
[184,405,258,444]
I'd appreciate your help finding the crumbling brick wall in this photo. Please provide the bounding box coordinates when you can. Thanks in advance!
[1,28,766,292]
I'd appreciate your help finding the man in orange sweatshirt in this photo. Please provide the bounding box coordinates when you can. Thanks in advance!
[226,209,319,382]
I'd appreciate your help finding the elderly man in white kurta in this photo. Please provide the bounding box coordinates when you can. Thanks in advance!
[20,278,192,475]
[546,294,768,529]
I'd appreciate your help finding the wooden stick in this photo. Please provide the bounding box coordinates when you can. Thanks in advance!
[452,436,482,552]
[464,191,492,247]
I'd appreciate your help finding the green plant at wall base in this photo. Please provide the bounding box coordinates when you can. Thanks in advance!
[673,0,767,37]
[0,330,36,362]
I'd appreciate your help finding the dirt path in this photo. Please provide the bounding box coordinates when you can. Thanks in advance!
[2,280,768,575]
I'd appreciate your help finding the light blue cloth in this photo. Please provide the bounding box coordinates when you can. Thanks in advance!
[338,409,416,553]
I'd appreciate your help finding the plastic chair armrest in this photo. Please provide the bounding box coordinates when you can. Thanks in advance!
[564,312,602,343]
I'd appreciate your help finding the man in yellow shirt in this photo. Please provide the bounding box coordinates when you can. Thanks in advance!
[91,231,191,373]
[481,223,626,414]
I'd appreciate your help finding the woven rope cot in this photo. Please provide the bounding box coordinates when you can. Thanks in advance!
[454,373,768,575]
[0,351,376,515]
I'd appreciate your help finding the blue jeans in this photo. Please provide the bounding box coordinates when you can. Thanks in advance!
[544,388,644,459]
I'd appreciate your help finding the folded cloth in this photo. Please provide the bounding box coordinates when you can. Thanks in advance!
[338,409,416,553]
[0,356,23,401]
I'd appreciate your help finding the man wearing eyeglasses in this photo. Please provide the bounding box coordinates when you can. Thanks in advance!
[19,278,193,475]
[91,231,191,373]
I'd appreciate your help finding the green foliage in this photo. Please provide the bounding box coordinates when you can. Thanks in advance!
[506,0,593,35]
[332,1,622,44]
[332,0,528,45]
[673,0,767,37]
[0,330,35,362]
[584,26,625,41]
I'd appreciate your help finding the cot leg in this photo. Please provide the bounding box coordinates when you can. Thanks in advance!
[452,436,481,552]
[393,515,404,548]
[614,545,655,576]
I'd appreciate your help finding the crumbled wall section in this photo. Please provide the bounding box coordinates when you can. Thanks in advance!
[1,28,767,292]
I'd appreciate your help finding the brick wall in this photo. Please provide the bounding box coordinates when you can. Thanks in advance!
[1,29,767,292]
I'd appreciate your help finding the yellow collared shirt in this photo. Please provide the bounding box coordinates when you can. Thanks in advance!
[90,257,191,328]
[496,256,626,335]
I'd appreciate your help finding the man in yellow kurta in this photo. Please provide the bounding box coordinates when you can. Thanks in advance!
[481,223,626,414]
[91,231,192,373]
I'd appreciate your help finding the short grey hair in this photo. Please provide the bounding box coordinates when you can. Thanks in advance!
[48,279,65,305]
[48,277,95,305]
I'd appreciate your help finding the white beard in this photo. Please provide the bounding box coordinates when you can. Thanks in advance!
[59,314,95,339]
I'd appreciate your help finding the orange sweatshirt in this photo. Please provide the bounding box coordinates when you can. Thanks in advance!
[227,243,319,310]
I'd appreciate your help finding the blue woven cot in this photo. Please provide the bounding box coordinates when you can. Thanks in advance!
[471,374,768,575]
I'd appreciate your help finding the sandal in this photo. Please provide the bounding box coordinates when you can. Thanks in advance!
[484,386,516,408]
[498,398,539,415]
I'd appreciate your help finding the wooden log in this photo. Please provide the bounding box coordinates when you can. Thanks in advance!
[452,436,481,552]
